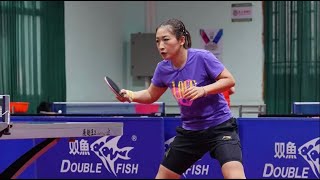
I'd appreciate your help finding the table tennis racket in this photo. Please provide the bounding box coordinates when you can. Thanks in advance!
[104,76,123,97]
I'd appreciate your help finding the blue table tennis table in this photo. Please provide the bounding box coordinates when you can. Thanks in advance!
[0,121,123,139]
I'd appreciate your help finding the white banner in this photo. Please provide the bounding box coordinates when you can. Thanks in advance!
[199,28,223,61]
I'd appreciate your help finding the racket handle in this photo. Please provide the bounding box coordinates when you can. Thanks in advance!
[124,90,134,103]
[120,93,131,103]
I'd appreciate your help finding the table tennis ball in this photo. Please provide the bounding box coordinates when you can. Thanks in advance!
[58,110,62,114]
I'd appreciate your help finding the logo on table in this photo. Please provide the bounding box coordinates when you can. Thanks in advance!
[298,138,320,178]
[164,136,210,178]
[90,136,135,176]
[263,137,320,178]
[61,136,138,176]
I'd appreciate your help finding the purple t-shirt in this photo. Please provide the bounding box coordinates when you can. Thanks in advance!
[151,48,232,130]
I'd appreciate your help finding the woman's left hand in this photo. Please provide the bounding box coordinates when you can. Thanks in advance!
[183,86,206,100]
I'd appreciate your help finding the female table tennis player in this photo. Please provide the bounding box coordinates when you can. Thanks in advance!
[114,18,246,179]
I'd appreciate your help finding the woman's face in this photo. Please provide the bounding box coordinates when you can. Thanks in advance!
[156,25,184,60]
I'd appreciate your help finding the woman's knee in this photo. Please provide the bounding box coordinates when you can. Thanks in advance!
[221,161,246,179]
[155,165,181,179]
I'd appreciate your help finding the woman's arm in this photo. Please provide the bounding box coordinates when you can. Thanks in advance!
[118,84,167,104]
[203,67,235,95]
[183,68,235,100]
[229,86,235,95]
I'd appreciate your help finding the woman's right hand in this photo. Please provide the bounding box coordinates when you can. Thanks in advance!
[116,89,134,102]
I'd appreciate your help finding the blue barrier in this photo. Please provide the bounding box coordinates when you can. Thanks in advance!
[1,116,319,179]
[238,117,320,179]
[292,102,320,115]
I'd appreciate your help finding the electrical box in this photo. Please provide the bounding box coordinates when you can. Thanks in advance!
[131,33,162,77]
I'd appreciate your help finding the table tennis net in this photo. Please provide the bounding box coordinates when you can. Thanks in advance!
[51,102,165,116]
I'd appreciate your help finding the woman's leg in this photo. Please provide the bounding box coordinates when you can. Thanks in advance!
[221,161,246,179]
[208,118,246,179]
[155,164,181,179]
[156,126,207,179]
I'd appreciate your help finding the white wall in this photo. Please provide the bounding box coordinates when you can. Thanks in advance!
[65,1,122,102]
[65,1,264,112]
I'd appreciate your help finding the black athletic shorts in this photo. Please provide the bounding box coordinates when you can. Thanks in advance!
[161,117,242,175]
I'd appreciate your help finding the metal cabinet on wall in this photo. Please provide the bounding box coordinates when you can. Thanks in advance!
[131,33,162,77]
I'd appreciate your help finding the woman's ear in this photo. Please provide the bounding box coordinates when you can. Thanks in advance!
[180,36,186,46]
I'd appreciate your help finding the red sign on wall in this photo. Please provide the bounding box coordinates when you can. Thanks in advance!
[231,3,253,22]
